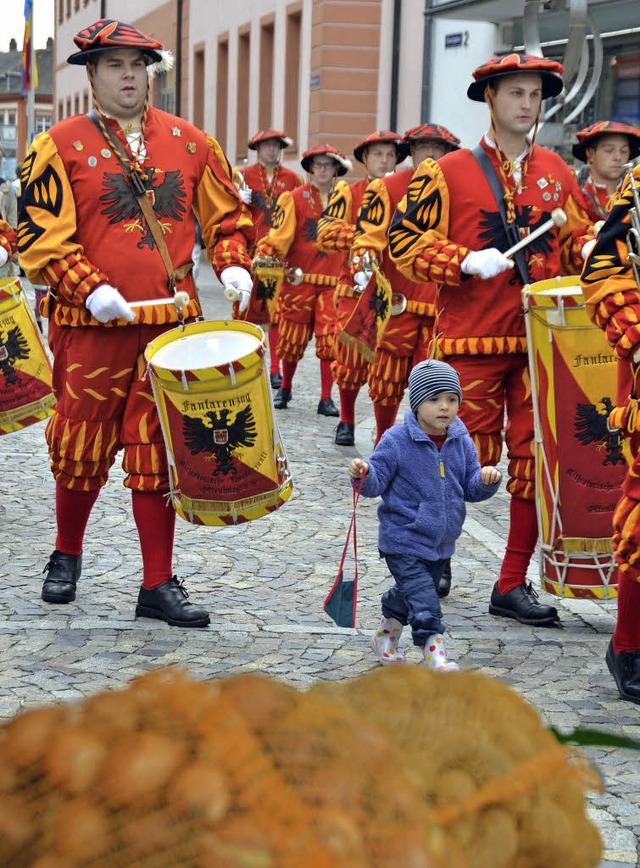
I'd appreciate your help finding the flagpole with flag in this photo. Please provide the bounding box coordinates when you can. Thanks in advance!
[22,0,39,146]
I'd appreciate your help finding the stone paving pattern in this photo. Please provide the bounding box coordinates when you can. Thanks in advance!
[1,261,639,866]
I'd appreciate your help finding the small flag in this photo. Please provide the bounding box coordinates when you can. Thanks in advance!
[22,0,39,94]
[339,263,392,364]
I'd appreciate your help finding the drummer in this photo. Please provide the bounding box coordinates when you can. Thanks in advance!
[17,19,254,627]
[254,144,349,415]
[233,129,303,388]
[572,121,640,222]
[388,53,594,626]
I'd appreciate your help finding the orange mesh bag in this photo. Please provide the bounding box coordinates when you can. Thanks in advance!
[0,668,451,868]
[312,667,603,868]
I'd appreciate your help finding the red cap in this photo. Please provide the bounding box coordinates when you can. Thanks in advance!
[353,130,407,164]
[467,53,564,102]
[248,129,293,150]
[67,19,163,65]
[301,145,352,176]
[403,124,461,152]
[572,121,640,162]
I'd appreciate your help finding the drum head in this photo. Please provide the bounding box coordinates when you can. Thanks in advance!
[151,329,262,371]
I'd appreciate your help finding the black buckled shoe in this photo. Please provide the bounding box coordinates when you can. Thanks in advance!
[437,558,452,599]
[606,639,640,705]
[318,398,339,417]
[335,421,355,446]
[136,576,210,628]
[274,387,291,409]
[42,550,82,604]
[270,372,283,390]
[488,581,559,626]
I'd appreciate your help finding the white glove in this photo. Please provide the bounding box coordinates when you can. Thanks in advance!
[461,248,515,280]
[221,266,253,312]
[86,284,134,323]
[581,239,597,260]
[238,187,252,205]
[353,269,373,288]
[0,247,8,268]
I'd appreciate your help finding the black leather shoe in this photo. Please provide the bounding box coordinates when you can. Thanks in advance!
[437,558,452,599]
[335,421,355,446]
[606,639,640,705]
[135,576,210,628]
[488,581,559,626]
[318,398,339,417]
[270,372,283,390]
[42,550,82,604]
[274,387,291,409]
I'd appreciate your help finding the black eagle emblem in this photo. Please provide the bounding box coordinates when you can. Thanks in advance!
[183,405,257,476]
[100,168,187,251]
[574,398,625,466]
[302,217,318,243]
[0,326,30,386]
[370,278,390,324]
[478,205,554,285]
[253,191,276,226]
[255,274,279,303]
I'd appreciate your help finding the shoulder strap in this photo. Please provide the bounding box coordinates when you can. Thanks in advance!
[86,110,192,291]
[470,144,530,285]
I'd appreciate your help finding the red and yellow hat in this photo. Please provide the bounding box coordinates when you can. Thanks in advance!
[353,130,406,164]
[248,129,293,150]
[572,121,640,162]
[404,123,461,151]
[301,145,352,176]
[467,53,564,102]
[67,19,164,65]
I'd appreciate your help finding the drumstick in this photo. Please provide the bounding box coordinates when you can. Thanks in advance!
[130,292,190,309]
[503,208,567,259]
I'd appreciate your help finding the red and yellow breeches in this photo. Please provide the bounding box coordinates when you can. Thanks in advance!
[443,352,535,501]
[368,308,435,407]
[331,285,371,390]
[610,427,640,583]
[46,321,171,493]
[276,279,337,363]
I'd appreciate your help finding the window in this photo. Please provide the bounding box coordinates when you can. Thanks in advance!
[216,37,229,150]
[157,69,175,114]
[284,8,301,147]
[236,28,250,162]
[193,47,205,131]
[35,116,52,133]
[259,20,274,130]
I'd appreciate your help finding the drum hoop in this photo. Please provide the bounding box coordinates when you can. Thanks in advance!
[145,319,266,376]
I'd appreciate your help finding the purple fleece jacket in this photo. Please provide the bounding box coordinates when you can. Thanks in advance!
[358,409,501,561]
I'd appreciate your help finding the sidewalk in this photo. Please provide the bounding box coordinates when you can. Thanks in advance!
[0,259,638,865]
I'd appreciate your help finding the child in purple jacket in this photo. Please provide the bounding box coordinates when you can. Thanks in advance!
[349,360,501,670]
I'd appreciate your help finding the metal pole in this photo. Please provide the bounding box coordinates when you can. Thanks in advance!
[421,0,434,122]
[26,12,35,146]
[175,0,183,116]
[389,0,402,131]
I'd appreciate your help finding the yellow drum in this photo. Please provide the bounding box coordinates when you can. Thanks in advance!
[145,320,293,525]
[0,277,54,435]
[524,276,624,598]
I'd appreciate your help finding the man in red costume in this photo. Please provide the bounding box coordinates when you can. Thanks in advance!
[317,130,406,446]
[581,163,640,703]
[389,54,594,625]
[572,121,640,222]
[18,20,254,627]
[255,144,349,415]
[234,129,303,388]
[351,124,461,447]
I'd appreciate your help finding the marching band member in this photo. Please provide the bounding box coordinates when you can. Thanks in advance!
[234,129,303,388]
[255,144,349,415]
[572,121,640,222]
[581,162,640,704]
[317,130,406,447]
[18,19,254,627]
[388,54,594,626]
[350,124,460,444]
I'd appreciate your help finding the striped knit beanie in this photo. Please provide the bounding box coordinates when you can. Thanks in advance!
[408,360,462,413]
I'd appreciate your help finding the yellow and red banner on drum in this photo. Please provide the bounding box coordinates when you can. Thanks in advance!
[146,320,292,526]
[0,277,54,435]
[525,276,624,599]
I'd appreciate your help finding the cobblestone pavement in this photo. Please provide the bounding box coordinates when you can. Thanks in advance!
[1,261,639,866]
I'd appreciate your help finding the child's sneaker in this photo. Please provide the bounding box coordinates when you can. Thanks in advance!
[370,616,405,664]
[421,633,459,671]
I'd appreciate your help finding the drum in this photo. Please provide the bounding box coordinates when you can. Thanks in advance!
[524,276,625,598]
[0,277,55,435]
[145,320,293,526]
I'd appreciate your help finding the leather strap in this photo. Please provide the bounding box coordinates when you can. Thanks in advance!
[87,110,193,291]
[471,144,530,285]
